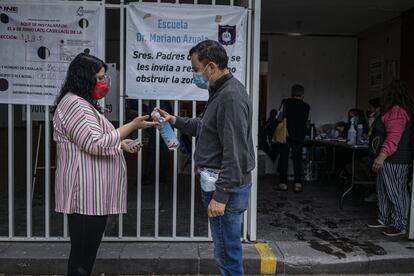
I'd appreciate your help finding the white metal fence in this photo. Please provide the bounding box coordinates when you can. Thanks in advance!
[0,0,260,242]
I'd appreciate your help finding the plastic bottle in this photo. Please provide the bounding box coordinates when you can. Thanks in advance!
[347,124,356,145]
[310,124,316,140]
[151,110,179,150]
[305,119,311,140]
[356,124,363,144]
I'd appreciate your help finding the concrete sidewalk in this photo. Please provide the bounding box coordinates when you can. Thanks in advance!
[2,168,414,275]
[1,240,414,275]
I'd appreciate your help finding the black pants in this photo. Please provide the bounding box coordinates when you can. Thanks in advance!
[67,214,108,276]
[279,140,303,183]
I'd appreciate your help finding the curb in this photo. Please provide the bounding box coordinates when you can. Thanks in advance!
[0,242,263,275]
[1,241,414,275]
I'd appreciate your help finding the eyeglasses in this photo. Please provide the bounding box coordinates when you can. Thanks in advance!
[97,74,109,81]
[96,74,111,86]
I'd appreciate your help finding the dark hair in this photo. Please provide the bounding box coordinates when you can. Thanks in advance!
[189,40,228,70]
[53,53,107,113]
[291,84,304,97]
[268,109,277,119]
[368,97,381,109]
[381,80,414,117]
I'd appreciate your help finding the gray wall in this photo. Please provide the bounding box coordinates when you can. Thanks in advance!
[265,35,358,126]
[357,18,401,110]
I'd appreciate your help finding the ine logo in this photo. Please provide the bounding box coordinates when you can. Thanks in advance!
[0,6,18,13]
[76,7,95,17]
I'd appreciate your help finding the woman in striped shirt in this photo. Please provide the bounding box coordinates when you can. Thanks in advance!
[368,80,414,237]
[53,53,157,276]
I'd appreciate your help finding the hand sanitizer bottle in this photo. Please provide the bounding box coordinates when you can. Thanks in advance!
[151,110,179,150]
[347,124,357,145]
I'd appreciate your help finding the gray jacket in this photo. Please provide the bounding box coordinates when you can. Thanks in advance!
[174,74,255,204]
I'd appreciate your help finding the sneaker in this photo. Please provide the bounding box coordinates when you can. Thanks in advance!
[364,193,378,203]
[293,183,303,193]
[278,183,288,191]
[382,227,407,237]
[367,219,387,228]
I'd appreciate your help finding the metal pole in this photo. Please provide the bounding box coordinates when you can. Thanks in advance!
[245,2,252,91]
[26,105,33,237]
[155,99,160,238]
[137,99,143,237]
[241,1,249,240]
[32,124,42,201]
[8,105,14,238]
[243,212,248,240]
[118,0,125,239]
[100,0,106,114]
[248,0,261,241]
[119,0,125,133]
[173,100,178,237]
[190,101,196,238]
[45,106,51,238]
[64,214,68,238]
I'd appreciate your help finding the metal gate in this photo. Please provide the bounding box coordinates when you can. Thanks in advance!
[0,0,261,242]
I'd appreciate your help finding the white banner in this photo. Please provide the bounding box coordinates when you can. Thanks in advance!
[0,1,104,105]
[126,3,248,101]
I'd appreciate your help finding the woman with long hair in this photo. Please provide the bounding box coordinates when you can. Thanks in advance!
[368,80,414,237]
[53,53,157,275]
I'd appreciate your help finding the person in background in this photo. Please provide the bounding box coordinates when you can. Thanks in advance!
[367,97,382,135]
[363,97,382,202]
[344,98,383,184]
[278,84,310,192]
[368,80,414,237]
[263,108,279,162]
[334,121,348,139]
[53,53,157,276]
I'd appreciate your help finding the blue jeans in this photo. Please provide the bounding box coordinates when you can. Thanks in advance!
[201,184,251,276]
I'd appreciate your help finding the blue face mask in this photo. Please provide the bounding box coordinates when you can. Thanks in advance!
[192,64,209,90]
[193,72,208,89]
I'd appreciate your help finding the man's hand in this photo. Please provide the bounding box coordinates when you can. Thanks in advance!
[207,199,226,217]
[155,108,177,125]
[372,152,387,172]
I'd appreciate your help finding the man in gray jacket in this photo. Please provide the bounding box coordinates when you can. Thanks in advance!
[157,40,255,275]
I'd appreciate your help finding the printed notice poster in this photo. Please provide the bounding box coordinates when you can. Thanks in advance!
[369,57,384,91]
[0,2,104,105]
[126,3,248,101]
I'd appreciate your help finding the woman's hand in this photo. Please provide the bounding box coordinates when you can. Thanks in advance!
[372,152,387,172]
[121,139,142,153]
[132,115,159,129]
[155,108,176,125]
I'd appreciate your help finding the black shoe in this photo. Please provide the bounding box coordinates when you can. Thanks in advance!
[293,183,303,193]
[278,183,288,191]
[367,219,387,228]
[382,227,407,237]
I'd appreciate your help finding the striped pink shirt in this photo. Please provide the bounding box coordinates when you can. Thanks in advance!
[53,93,127,215]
